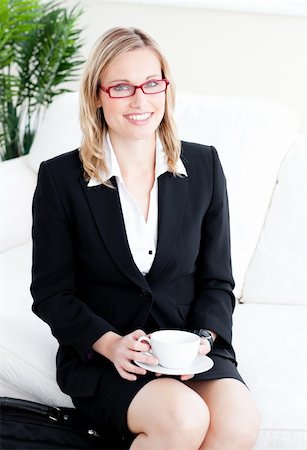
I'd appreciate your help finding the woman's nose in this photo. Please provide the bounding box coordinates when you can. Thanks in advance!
[129,87,146,107]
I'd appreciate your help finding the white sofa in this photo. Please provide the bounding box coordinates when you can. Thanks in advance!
[1,92,307,449]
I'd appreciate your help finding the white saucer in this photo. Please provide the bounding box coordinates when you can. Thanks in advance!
[135,354,214,375]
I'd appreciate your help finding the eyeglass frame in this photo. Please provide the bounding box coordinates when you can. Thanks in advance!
[99,78,169,99]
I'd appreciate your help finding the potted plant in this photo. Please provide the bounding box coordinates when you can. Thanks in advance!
[0,0,84,160]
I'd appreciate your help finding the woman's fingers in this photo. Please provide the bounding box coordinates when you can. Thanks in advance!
[116,366,140,381]
[133,350,158,366]
[122,360,147,375]
[131,329,147,339]
[180,374,195,381]
[111,329,158,380]
[115,356,151,381]
[129,330,151,353]
[199,338,211,355]
[129,339,151,353]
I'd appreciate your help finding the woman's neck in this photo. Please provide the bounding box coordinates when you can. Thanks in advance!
[108,132,156,176]
[108,132,156,221]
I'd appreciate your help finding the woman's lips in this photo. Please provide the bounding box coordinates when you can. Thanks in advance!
[125,112,153,124]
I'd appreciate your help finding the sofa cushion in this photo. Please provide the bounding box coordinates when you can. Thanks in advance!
[242,136,307,306]
[0,155,37,253]
[175,93,300,297]
[2,241,307,450]
[27,92,300,297]
[27,92,82,173]
[233,303,307,449]
[0,242,73,407]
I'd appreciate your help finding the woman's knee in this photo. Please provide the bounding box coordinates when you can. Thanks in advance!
[225,411,260,449]
[240,407,260,448]
[208,404,260,449]
[128,378,209,447]
[161,385,210,444]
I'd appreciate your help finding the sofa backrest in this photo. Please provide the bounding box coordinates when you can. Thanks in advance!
[27,91,300,298]
[242,135,307,306]
[0,155,37,252]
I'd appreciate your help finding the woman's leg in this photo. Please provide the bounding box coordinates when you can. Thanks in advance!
[186,378,260,450]
[127,377,210,450]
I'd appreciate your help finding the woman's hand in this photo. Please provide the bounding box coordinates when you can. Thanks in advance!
[92,330,159,381]
[198,336,212,356]
[177,336,213,382]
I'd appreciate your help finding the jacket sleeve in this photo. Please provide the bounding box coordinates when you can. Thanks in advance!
[31,161,117,361]
[187,146,235,346]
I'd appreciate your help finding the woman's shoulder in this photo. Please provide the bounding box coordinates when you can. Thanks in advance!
[181,140,217,159]
[43,148,81,170]
[37,149,83,189]
[180,140,218,170]
[181,140,213,152]
[40,149,82,179]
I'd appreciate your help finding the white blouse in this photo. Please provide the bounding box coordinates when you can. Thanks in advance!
[88,134,187,275]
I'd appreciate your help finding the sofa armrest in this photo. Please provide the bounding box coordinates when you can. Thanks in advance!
[0,156,37,253]
[242,133,307,306]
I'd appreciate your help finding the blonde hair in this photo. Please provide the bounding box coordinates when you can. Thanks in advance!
[79,27,181,184]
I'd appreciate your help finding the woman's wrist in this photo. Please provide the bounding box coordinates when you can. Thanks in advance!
[193,329,217,350]
[208,330,217,341]
[92,331,120,359]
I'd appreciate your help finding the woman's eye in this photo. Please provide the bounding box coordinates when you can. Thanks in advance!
[144,80,158,88]
[114,84,131,91]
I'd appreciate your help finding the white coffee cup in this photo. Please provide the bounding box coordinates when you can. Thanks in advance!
[138,330,200,369]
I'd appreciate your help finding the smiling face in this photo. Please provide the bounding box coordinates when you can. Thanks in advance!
[98,47,166,145]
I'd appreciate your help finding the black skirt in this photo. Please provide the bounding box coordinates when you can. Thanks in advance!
[71,353,245,443]
[71,314,244,442]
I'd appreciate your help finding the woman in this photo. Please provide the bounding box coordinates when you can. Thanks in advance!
[31,27,259,449]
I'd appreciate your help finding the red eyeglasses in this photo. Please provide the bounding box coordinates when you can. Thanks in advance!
[100,79,169,98]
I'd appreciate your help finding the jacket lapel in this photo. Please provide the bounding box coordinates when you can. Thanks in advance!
[147,172,188,283]
[80,176,151,292]
[80,172,188,288]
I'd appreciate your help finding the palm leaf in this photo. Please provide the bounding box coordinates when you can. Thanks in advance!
[0,0,84,160]
[0,0,41,68]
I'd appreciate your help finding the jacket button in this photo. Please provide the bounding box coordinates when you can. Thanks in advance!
[140,288,149,297]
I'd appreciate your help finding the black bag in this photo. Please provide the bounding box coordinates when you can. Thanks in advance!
[0,397,129,449]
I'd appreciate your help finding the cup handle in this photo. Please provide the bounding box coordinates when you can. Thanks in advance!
[137,335,151,345]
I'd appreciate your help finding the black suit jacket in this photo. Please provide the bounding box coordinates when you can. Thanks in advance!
[31,141,236,397]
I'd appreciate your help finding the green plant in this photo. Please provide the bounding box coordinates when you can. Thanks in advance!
[0,0,84,160]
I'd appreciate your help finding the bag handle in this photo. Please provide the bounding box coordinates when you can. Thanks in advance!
[0,397,61,421]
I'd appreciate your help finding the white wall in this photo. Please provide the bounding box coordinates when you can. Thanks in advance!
[63,0,307,134]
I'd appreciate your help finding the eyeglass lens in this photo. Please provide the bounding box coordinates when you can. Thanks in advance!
[109,80,167,98]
